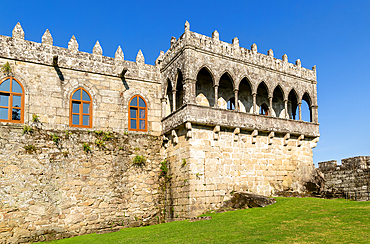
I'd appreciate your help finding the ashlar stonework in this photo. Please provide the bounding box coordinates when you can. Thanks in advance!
[0,21,320,243]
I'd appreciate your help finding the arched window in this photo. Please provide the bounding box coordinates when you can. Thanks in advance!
[0,77,24,123]
[227,97,235,110]
[70,88,92,128]
[259,103,269,115]
[129,95,147,132]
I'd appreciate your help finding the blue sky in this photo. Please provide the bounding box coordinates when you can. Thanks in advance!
[0,0,368,165]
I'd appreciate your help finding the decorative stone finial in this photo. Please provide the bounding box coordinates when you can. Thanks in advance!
[212,30,219,40]
[170,37,176,46]
[296,59,301,67]
[251,43,257,53]
[155,50,164,66]
[185,21,190,32]
[12,22,24,39]
[115,46,124,61]
[93,41,103,55]
[68,35,79,51]
[312,65,316,72]
[232,37,239,46]
[136,49,145,65]
[42,29,53,45]
[267,49,274,57]
[282,54,288,62]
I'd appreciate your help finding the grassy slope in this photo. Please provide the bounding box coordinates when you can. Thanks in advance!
[46,197,370,244]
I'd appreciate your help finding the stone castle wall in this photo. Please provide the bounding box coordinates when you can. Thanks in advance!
[0,125,165,243]
[164,124,319,218]
[318,156,370,201]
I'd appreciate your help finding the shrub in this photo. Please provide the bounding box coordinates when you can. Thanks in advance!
[83,143,91,153]
[1,62,11,73]
[22,125,33,135]
[160,160,168,177]
[24,145,36,154]
[95,139,105,148]
[132,155,146,165]
[32,114,40,122]
[52,133,60,144]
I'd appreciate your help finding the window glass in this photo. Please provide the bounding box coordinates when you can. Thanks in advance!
[130,119,137,129]
[139,120,145,130]
[12,95,21,107]
[0,108,8,119]
[72,89,81,100]
[130,108,137,118]
[72,115,79,125]
[0,79,10,92]
[12,109,20,120]
[83,103,89,114]
[12,80,22,93]
[139,109,145,119]
[0,93,9,106]
[72,102,80,113]
[130,96,137,106]
[83,115,89,126]
[82,90,90,101]
[139,97,146,107]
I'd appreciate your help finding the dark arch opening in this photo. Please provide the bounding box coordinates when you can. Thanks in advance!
[166,79,173,115]
[256,82,269,115]
[176,71,184,110]
[227,97,235,110]
[218,73,234,109]
[259,103,269,115]
[302,92,312,122]
[288,89,298,120]
[272,85,285,118]
[196,67,214,107]
[238,78,253,113]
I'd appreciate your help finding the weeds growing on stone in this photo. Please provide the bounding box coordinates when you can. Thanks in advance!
[1,62,11,73]
[132,155,146,165]
[83,143,91,153]
[52,133,60,144]
[24,144,36,154]
[160,159,168,177]
[22,125,33,135]
[32,114,40,122]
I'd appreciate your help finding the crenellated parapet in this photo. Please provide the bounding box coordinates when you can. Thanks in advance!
[0,23,160,83]
[160,21,316,84]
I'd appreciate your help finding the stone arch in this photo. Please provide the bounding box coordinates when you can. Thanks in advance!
[272,85,285,118]
[256,81,269,115]
[238,77,253,113]
[196,67,215,107]
[218,72,235,109]
[195,65,215,86]
[301,92,312,122]
[288,89,299,120]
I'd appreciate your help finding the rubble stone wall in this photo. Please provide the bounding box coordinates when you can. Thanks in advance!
[0,125,164,243]
[318,156,370,201]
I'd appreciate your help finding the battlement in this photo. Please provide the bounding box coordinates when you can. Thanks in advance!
[318,156,370,172]
[160,21,316,83]
[0,23,160,83]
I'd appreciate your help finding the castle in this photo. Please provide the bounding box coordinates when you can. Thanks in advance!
[0,22,320,243]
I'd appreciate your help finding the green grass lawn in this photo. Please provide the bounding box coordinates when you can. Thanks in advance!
[45,197,370,244]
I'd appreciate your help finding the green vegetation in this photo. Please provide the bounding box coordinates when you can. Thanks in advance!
[22,125,33,135]
[82,143,91,153]
[132,155,146,165]
[95,139,105,149]
[1,62,11,73]
[159,159,168,177]
[181,158,186,167]
[44,197,370,244]
[52,133,60,144]
[32,114,40,122]
[24,145,36,154]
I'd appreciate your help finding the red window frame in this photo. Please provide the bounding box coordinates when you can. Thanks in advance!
[70,87,92,128]
[0,77,24,123]
[128,95,147,132]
